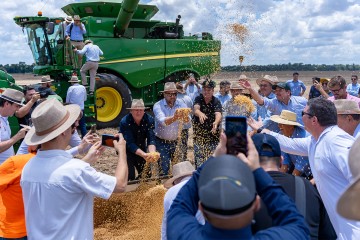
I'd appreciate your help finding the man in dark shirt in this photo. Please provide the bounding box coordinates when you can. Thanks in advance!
[15,86,40,126]
[193,79,222,168]
[251,133,336,240]
[37,77,56,97]
[167,133,310,239]
[119,99,156,180]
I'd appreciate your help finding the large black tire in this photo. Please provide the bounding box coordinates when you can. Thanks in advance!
[96,73,132,128]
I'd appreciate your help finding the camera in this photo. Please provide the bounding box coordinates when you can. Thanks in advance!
[39,91,49,99]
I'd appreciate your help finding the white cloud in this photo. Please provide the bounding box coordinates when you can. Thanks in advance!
[2,0,360,66]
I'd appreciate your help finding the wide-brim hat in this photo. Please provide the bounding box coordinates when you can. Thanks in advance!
[38,76,53,84]
[65,16,73,23]
[24,98,81,145]
[334,99,360,115]
[126,99,149,110]
[161,82,178,93]
[337,137,360,220]
[68,76,80,83]
[270,110,302,127]
[176,82,185,94]
[0,88,24,106]
[229,81,244,90]
[84,40,93,45]
[164,161,195,189]
[256,75,276,86]
[238,74,249,81]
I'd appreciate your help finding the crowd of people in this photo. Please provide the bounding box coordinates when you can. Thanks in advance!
[1,71,360,239]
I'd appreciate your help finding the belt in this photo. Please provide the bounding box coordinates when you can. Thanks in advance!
[155,136,177,144]
[71,40,83,42]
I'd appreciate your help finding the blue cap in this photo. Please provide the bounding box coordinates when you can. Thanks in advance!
[251,133,281,157]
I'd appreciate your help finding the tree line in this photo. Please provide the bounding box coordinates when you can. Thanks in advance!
[0,62,35,74]
[222,63,360,72]
[2,62,360,74]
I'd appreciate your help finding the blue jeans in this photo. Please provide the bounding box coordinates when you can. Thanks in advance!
[0,237,27,240]
[194,140,217,169]
[79,110,87,137]
[155,137,177,175]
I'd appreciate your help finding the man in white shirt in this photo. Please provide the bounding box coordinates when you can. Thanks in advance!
[259,97,360,239]
[161,161,204,240]
[0,88,28,164]
[66,75,87,137]
[21,98,128,239]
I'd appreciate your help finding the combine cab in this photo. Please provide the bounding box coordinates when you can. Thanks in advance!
[14,0,221,128]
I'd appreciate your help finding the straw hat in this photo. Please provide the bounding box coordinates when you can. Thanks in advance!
[73,15,81,21]
[176,82,185,94]
[239,74,249,81]
[68,76,80,83]
[320,78,330,84]
[0,88,24,106]
[270,110,303,127]
[161,82,178,93]
[84,40,93,45]
[65,16,73,23]
[126,99,149,110]
[164,161,195,189]
[337,137,360,220]
[229,81,244,90]
[334,100,360,115]
[38,76,53,84]
[24,98,81,145]
[256,75,276,86]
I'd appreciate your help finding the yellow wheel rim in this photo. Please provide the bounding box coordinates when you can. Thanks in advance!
[96,87,122,122]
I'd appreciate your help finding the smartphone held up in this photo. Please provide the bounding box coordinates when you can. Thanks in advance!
[101,134,119,148]
[225,116,248,156]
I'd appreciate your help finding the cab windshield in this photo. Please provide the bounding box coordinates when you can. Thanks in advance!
[25,22,61,65]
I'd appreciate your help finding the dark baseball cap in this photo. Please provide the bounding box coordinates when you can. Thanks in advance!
[251,133,281,157]
[198,155,256,216]
[202,79,216,88]
[272,82,290,91]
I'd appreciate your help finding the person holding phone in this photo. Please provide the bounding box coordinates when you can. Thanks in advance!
[21,99,128,239]
[119,99,157,180]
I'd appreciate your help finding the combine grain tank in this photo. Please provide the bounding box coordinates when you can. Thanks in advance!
[14,0,221,127]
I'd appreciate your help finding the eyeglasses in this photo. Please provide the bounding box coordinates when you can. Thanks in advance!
[259,84,270,88]
[351,78,357,80]
[329,88,342,94]
[302,111,314,117]
[166,92,177,97]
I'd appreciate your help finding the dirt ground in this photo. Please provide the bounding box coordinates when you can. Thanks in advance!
[13,70,359,239]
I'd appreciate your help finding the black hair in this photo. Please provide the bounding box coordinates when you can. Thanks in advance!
[307,98,337,127]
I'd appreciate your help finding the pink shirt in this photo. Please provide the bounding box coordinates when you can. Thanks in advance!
[328,93,360,107]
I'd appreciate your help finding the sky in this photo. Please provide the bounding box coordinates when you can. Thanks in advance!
[3,0,360,66]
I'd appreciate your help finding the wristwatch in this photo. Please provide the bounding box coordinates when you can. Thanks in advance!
[257,127,264,133]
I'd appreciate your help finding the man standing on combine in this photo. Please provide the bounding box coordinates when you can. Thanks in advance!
[74,40,103,95]
[66,15,86,67]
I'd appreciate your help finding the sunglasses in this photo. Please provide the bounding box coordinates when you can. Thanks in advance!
[302,111,314,117]
[166,92,177,97]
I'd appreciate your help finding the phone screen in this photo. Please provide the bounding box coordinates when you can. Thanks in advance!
[225,116,248,155]
[101,134,119,148]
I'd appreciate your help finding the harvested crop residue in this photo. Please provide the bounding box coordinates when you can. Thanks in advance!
[94,184,166,240]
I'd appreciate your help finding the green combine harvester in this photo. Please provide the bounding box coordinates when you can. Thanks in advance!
[14,0,221,128]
